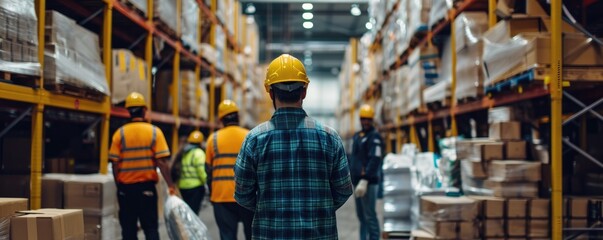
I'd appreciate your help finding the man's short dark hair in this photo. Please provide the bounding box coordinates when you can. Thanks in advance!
[221,112,239,126]
[128,107,145,119]
[271,82,304,103]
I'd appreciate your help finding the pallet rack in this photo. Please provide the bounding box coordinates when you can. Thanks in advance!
[341,0,603,239]
[0,0,250,209]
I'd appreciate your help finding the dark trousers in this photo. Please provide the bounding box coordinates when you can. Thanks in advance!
[180,186,205,214]
[117,182,159,240]
[213,202,254,240]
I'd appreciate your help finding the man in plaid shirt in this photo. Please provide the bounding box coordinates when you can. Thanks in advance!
[234,54,353,240]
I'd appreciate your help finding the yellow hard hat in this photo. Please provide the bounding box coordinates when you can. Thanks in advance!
[359,104,375,119]
[125,92,146,108]
[187,130,204,144]
[264,54,310,92]
[218,99,239,119]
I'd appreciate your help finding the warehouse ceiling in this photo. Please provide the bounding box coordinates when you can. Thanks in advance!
[241,1,369,74]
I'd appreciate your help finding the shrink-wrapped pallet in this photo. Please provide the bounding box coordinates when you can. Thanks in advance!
[154,0,180,36]
[0,0,40,76]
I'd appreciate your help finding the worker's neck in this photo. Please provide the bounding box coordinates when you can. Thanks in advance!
[275,100,303,109]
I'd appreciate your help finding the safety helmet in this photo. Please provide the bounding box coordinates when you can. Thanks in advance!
[264,54,310,92]
[359,104,375,119]
[187,130,204,144]
[218,99,239,120]
[125,92,146,108]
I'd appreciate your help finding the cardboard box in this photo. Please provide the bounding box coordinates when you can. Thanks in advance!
[420,196,478,221]
[483,219,505,238]
[84,214,119,240]
[458,221,476,239]
[529,219,549,238]
[489,121,521,141]
[505,141,527,160]
[507,199,528,218]
[480,143,505,161]
[461,159,487,179]
[456,139,497,160]
[488,160,541,182]
[41,178,64,208]
[488,106,521,124]
[11,209,84,240]
[468,196,505,218]
[507,219,527,237]
[0,198,28,239]
[529,198,549,218]
[63,174,117,216]
[111,49,149,105]
[420,221,457,239]
[485,180,539,198]
[567,197,589,218]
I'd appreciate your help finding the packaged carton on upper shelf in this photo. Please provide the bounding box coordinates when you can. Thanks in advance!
[154,0,180,37]
[460,159,487,179]
[419,220,476,239]
[11,209,84,240]
[456,139,504,161]
[507,219,527,237]
[529,198,549,218]
[489,121,521,141]
[467,196,505,218]
[505,141,527,160]
[506,199,528,218]
[484,180,539,198]
[111,49,149,105]
[483,219,505,238]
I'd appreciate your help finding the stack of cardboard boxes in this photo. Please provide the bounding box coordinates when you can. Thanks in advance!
[155,70,201,118]
[0,0,40,77]
[41,174,119,240]
[111,49,149,105]
[412,196,479,239]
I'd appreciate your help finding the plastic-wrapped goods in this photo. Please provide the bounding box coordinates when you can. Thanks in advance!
[482,31,603,86]
[454,13,488,52]
[164,196,211,240]
[200,43,217,66]
[181,70,199,117]
[214,27,226,72]
[428,0,454,29]
[394,1,410,57]
[456,41,484,100]
[423,37,451,105]
[45,11,108,96]
[154,70,199,117]
[408,0,432,38]
[368,0,387,33]
[127,0,148,16]
[198,80,209,120]
[406,49,424,113]
[182,0,200,54]
[437,137,462,189]
[383,153,413,219]
[420,196,478,221]
[111,49,149,104]
[154,0,180,36]
[0,0,40,76]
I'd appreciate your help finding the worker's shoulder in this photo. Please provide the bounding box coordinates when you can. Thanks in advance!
[247,121,276,137]
[121,122,157,132]
[302,116,340,138]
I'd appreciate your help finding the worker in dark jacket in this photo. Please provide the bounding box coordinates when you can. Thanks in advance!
[350,104,384,240]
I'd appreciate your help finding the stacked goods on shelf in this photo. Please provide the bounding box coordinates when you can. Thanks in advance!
[216,0,235,36]
[198,79,209,120]
[126,0,148,16]
[11,208,85,240]
[242,16,260,63]
[0,198,28,239]
[214,26,226,72]
[44,11,108,97]
[380,73,398,125]
[180,71,199,117]
[393,2,410,61]
[423,37,451,107]
[154,70,200,117]
[408,0,433,37]
[154,0,180,37]
[111,49,149,105]
[200,43,217,66]
[564,197,603,239]
[0,0,40,77]
[407,44,440,113]
[394,66,410,116]
[428,0,454,28]
[481,16,603,87]
[412,196,478,239]
[382,153,414,233]
[40,174,119,240]
[181,0,200,54]
[455,12,488,100]
[368,0,396,38]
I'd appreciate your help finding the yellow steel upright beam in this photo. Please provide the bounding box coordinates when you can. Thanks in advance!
[100,1,114,174]
[30,0,46,210]
[209,0,217,132]
[449,9,458,137]
[172,50,181,151]
[396,116,403,152]
[550,0,563,238]
[349,38,358,135]
[488,0,497,28]
[428,119,435,152]
[146,0,154,110]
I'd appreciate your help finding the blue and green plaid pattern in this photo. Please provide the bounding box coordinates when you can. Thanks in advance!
[235,108,353,240]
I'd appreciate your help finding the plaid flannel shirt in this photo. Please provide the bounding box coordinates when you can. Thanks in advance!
[234,108,353,240]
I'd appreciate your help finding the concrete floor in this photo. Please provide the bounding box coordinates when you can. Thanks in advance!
[138,195,383,240]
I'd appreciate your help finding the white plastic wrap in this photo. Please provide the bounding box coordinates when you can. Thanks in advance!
[394,1,410,57]
[423,37,451,105]
[454,12,488,52]
[408,0,432,38]
[383,153,413,219]
[45,11,108,95]
[456,41,484,100]
[428,0,454,29]
[0,0,40,76]
[406,49,424,112]
[154,0,179,36]
[182,0,200,53]
[214,27,226,71]
[127,0,148,16]
[164,196,211,240]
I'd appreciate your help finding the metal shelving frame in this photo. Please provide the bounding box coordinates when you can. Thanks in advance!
[0,0,243,209]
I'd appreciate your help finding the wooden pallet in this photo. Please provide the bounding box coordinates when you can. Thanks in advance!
[0,70,40,88]
[47,82,105,102]
[382,231,411,239]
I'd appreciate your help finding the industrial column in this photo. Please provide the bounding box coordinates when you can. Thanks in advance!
[550,0,563,238]
[99,0,114,174]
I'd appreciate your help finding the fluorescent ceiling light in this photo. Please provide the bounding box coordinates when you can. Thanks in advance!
[303,21,314,29]
[365,22,373,30]
[302,3,313,10]
[351,4,361,16]
[304,58,313,66]
[302,12,314,20]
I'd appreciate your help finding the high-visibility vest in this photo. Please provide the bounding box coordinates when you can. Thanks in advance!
[206,126,249,202]
[178,148,207,189]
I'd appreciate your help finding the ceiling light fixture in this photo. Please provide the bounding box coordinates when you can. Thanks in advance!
[303,21,314,29]
[302,3,313,11]
[245,3,256,14]
[304,58,313,66]
[351,4,361,16]
[365,22,373,30]
[302,12,313,20]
